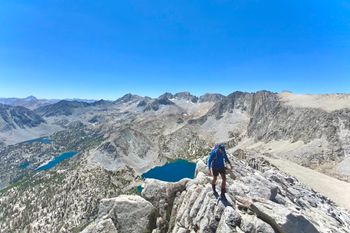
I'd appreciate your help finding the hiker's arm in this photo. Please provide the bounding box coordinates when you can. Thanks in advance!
[207,151,214,175]
[224,150,232,169]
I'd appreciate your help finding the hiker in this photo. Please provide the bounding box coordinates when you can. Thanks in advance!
[208,144,232,195]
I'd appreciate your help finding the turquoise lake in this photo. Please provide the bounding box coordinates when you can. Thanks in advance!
[19,161,30,169]
[24,137,52,144]
[36,151,78,171]
[142,159,196,182]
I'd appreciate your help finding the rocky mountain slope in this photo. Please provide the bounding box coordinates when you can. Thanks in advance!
[34,100,92,117]
[202,91,350,181]
[0,104,45,132]
[81,156,350,233]
[1,90,350,232]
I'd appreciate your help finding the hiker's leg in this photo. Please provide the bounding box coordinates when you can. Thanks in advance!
[212,175,217,186]
[212,168,218,193]
[212,175,217,192]
[212,176,218,193]
[220,172,227,193]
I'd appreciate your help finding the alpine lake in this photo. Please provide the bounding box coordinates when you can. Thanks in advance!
[36,151,78,171]
[137,159,196,193]
[18,137,78,172]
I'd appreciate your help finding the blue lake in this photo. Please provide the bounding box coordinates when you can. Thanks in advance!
[19,161,30,169]
[142,159,196,182]
[36,151,78,171]
[24,137,52,144]
[136,186,144,193]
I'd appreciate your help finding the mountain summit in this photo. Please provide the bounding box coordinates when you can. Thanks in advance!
[81,156,350,233]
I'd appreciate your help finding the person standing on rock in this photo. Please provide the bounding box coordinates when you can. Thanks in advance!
[208,144,232,195]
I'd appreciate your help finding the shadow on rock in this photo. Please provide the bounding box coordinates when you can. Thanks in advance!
[214,192,234,207]
[282,214,320,233]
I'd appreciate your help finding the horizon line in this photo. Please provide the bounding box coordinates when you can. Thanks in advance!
[2,90,350,101]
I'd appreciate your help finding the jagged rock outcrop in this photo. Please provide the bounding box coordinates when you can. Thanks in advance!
[206,91,257,118]
[158,92,199,103]
[141,178,190,226]
[143,98,175,111]
[139,157,350,233]
[81,195,156,233]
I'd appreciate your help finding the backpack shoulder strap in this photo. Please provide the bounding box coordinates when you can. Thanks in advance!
[213,149,218,161]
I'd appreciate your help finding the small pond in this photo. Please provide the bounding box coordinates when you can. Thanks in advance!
[19,161,30,169]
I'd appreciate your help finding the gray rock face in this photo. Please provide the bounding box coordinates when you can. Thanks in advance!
[158,92,174,100]
[199,93,225,103]
[207,91,257,118]
[240,214,275,233]
[174,92,199,103]
[112,128,151,158]
[143,98,175,111]
[141,178,190,223]
[81,218,118,233]
[140,157,350,233]
[216,207,242,232]
[205,90,350,176]
[208,90,344,147]
[81,195,156,233]
[0,104,45,131]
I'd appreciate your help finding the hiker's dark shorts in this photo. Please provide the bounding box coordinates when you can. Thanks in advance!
[212,168,225,177]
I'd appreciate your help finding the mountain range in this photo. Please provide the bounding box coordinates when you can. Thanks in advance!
[1,90,350,232]
[0,96,96,110]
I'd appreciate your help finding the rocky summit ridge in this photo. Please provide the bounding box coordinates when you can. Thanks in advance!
[81,155,350,233]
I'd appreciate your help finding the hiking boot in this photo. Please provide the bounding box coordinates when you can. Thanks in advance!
[220,192,226,199]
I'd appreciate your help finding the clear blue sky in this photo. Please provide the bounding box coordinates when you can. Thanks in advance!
[0,0,349,100]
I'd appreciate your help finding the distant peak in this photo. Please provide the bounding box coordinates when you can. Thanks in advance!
[174,92,198,103]
[199,93,225,102]
[158,92,174,100]
[115,93,141,103]
[25,96,38,101]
